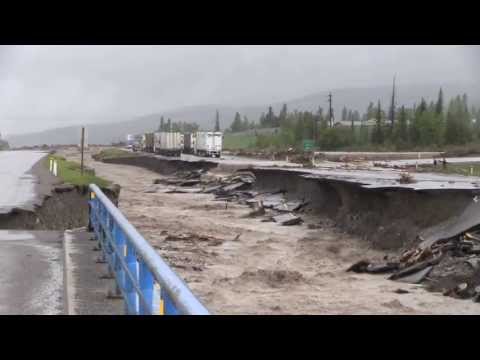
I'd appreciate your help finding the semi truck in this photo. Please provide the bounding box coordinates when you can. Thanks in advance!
[126,134,135,146]
[194,131,222,157]
[126,134,141,151]
[183,133,196,154]
[141,133,155,153]
[153,132,184,156]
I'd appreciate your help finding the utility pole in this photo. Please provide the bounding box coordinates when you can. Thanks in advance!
[328,92,333,128]
[80,126,85,175]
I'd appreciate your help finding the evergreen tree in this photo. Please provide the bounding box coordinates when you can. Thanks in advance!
[396,105,408,145]
[259,112,266,127]
[318,107,328,130]
[435,88,444,115]
[349,110,354,132]
[388,75,396,128]
[278,104,288,127]
[265,106,276,127]
[445,96,471,145]
[367,101,375,119]
[417,98,427,115]
[462,94,469,113]
[372,100,384,144]
[159,116,165,131]
[445,98,458,144]
[242,116,250,131]
[341,106,347,122]
[230,112,243,132]
[215,110,220,131]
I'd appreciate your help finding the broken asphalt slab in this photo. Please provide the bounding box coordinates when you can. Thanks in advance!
[272,213,303,226]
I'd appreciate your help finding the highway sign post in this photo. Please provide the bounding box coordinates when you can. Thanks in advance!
[303,139,314,151]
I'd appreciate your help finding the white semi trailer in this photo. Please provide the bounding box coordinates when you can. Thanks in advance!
[194,131,222,157]
[154,132,184,156]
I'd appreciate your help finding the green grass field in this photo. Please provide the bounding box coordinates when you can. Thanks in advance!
[93,148,138,160]
[223,133,257,150]
[47,155,110,187]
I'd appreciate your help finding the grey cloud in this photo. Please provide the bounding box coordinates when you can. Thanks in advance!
[0,45,477,136]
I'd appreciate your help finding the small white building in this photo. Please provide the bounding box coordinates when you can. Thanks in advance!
[334,119,377,127]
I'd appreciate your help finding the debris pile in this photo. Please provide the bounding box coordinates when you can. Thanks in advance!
[348,229,480,302]
[149,169,308,226]
[209,171,307,226]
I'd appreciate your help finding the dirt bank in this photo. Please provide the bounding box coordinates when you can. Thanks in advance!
[57,146,480,314]
[251,168,475,250]
[0,155,119,231]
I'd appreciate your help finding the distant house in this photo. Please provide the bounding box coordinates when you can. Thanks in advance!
[333,119,376,127]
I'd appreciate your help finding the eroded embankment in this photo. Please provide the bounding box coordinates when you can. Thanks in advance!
[0,184,120,231]
[251,168,474,250]
[97,154,475,250]
[0,152,120,231]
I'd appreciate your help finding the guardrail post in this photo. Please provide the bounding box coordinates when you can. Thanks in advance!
[125,243,139,314]
[161,288,179,315]
[139,260,154,315]
[114,225,127,297]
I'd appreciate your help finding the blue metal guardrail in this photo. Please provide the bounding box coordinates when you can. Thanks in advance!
[88,184,210,315]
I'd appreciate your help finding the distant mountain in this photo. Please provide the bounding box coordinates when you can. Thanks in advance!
[7,82,480,147]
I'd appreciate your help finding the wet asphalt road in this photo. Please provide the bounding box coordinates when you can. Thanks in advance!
[0,150,48,214]
[0,231,64,315]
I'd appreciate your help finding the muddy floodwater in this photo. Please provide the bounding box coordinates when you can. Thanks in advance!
[60,147,480,314]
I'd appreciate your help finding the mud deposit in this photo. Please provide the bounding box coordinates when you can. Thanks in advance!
[58,146,480,314]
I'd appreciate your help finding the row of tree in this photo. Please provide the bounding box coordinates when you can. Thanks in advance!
[157,110,221,133]
[157,116,200,133]
[228,87,480,150]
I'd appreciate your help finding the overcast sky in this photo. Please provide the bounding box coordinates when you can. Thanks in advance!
[0,45,478,135]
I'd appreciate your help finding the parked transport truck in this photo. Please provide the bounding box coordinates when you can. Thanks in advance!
[194,131,222,157]
[183,132,196,154]
[154,132,184,156]
[142,132,155,153]
[126,134,135,146]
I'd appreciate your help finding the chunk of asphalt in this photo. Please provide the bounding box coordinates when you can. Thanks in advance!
[346,260,370,273]
[393,265,434,284]
[272,213,303,226]
[366,262,399,274]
